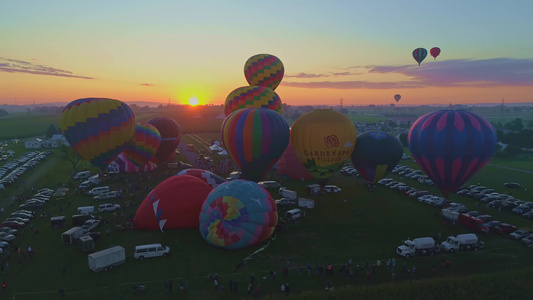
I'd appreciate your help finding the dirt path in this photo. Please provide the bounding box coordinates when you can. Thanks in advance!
[486,163,533,175]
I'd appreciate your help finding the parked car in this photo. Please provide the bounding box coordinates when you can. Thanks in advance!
[275,198,296,207]
[82,219,101,233]
[93,191,120,200]
[491,223,518,235]
[0,232,15,243]
[98,203,121,212]
[0,227,18,236]
[1,220,25,229]
[5,217,30,225]
[521,234,533,246]
[510,229,531,240]
[504,182,522,189]
[477,215,493,222]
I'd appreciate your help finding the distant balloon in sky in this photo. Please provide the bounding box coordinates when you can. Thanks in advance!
[60,98,136,170]
[394,94,401,102]
[430,47,441,60]
[412,48,428,66]
[290,109,357,182]
[224,86,283,117]
[244,54,285,90]
[408,110,497,197]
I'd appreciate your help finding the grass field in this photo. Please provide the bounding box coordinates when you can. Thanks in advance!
[0,113,60,140]
[1,134,533,299]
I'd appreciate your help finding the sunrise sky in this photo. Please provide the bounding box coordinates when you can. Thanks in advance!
[1,0,533,107]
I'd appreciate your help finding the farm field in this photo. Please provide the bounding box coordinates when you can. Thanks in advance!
[1,132,533,299]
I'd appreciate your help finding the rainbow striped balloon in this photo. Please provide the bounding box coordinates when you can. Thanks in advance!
[224,86,283,117]
[60,98,136,169]
[222,108,290,182]
[244,54,284,90]
[122,122,161,166]
[199,180,278,249]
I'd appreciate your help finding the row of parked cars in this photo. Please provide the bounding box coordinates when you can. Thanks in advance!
[0,150,53,189]
[391,165,435,187]
[456,185,533,218]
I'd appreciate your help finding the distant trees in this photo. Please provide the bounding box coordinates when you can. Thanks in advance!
[0,109,8,117]
[60,144,82,172]
[46,124,57,138]
[504,118,524,131]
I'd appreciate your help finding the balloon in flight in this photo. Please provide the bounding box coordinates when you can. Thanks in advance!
[60,98,136,169]
[244,54,285,90]
[408,110,497,196]
[412,48,428,66]
[394,94,401,102]
[224,86,283,117]
[430,47,441,60]
[222,107,290,182]
[290,109,357,182]
[199,180,278,249]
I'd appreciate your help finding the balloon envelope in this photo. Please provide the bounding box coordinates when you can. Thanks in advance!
[350,131,403,184]
[244,54,285,90]
[134,175,212,230]
[408,110,497,196]
[175,168,227,189]
[199,180,278,249]
[148,117,181,163]
[60,98,136,169]
[122,122,161,166]
[430,47,441,60]
[222,108,290,182]
[290,109,357,182]
[276,142,314,181]
[224,86,283,117]
[394,94,401,102]
[412,48,428,66]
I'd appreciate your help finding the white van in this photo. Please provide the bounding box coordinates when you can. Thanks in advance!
[134,244,170,260]
[285,208,303,220]
[74,171,92,180]
[88,186,110,196]
[77,206,95,215]
[324,185,341,193]
[258,181,281,188]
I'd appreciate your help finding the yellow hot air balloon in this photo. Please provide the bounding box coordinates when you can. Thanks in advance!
[290,109,357,182]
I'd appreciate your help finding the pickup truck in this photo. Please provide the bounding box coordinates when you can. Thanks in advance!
[82,219,101,233]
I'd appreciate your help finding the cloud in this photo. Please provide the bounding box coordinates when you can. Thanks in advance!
[140,83,154,86]
[285,72,328,79]
[284,58,533,89]
[0,57,95,79]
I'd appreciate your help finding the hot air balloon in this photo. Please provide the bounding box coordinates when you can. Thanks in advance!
[133,175,212,230]
[408,110,497,197]
[244,54,285,90]
[199,180,278,249]
[290,109,357,182]
[394,94,401,102]
[412,48,428,66]
[350,131,403,184]
[122,122,161,166]
[147,117,181,163]
[276,141,314,181]
[60,98,136,169]
[107,153,158,173]
[224,86,283,117]
[222,107,290,182]
[175,168,227,189]
[430,47,441,60]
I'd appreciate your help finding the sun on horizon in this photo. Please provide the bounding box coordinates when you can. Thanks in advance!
[188,97,199,106]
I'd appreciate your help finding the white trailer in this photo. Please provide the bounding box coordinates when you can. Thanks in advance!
[298,198,315,209]
[441,208,459,223]
[88,246,126,272]
[279,188,297,200]
[62,227,85,245]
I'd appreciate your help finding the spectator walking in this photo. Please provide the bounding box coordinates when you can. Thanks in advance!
[285,283,290,296]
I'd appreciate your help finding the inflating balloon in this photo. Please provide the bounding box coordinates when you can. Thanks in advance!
[222,107,290,182]
[408,110,497,196]
[224,86,283,117]
[175,168,227,189]
[107,153,158,173]
[290,109,357,182]
[430,47,441,60]
[199,180,278,249]
[350,131,403,184]
[134,175,212,230]
[60,98,136,169]
[394,94,401,102]
[147,117,181,163]
[412,48,428,66]
[244,54,285,90]
[276,141,314,181]
[122,122,161,166]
